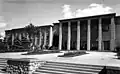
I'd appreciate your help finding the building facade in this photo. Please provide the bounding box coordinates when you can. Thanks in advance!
[5,24,53,49]
[5,13,120,51]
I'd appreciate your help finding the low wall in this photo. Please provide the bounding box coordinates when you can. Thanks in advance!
[100,66,120,74]
[105,66,120,74]
[6,58,45,74]
[4,58,120,74]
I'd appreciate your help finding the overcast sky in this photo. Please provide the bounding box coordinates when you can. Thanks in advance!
[0,0,120,36]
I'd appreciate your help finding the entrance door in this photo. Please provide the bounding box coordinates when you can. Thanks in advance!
[80,41,87,50]
[104,41,110,50]
[53,35,59,47]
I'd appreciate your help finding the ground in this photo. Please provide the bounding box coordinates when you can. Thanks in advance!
[0,51,120,67]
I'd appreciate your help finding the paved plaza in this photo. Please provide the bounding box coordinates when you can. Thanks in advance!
[0,51,120,67]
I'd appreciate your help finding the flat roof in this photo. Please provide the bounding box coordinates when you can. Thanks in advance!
[5,24,53,32]
[59,13,116,22]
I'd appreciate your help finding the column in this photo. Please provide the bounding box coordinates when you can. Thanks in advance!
[19,33,21,40]
[26,33,29,40]
[77,21,80,50]
[87,20,91,51]
[59,23,62,50]
[39,32,42,46]
[35,36,37,46]
[49,26,53,47]
[43,30,47,47]
[110,17,116,51]
[12,33,14,45]
[23,33,25,38]
[15,33,17,38]
[98,18,102,51]
[67,22,71,50]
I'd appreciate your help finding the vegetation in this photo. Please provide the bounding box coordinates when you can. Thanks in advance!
[115,46,120,59]
[24,23,41,51]
[0,23,38,52]
[116,46,120,52]
[23,50,60,55]
[58,51,87,57]
[24,23,38,39]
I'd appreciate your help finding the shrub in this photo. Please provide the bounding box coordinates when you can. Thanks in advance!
[58,51,87,57]
[23,50,60,55]
[116,46,120,52]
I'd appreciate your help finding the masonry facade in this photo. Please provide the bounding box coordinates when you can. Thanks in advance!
[5,25,53,49]
[5,13,120,51]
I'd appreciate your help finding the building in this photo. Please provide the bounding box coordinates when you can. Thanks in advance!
[5,24,53,49]
[5,13,120,51]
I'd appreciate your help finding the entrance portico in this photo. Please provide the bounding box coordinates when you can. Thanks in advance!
[58,13,116,51]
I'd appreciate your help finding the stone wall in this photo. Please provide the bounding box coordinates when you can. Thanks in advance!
[6,58,45,74]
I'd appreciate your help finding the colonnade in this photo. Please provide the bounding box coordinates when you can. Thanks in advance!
[11,26,53,48]
[58,17,115,51]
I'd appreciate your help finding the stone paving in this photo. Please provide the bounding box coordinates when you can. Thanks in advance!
[0,51,120,67]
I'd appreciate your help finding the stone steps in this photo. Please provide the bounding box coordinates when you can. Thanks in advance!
[0,58,8,74]
[42,65,101,72]
[35,61,104,74]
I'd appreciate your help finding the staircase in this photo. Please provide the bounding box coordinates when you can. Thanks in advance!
[0,58,8,73]
[34,61,104,74]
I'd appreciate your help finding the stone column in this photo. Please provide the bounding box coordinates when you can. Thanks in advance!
[23,33,25,38]
[15,33,17,38]
[39,32,42,46]
[12,33,14,45]
[98,18,102,51]
[19,33,21,40]
[110,17,116,51]
[43,30,47,47]
[87,20,91,51]
[49,26,53,47]
[67,22,71,50]
[77,21,80,50]
[35,36,37,46]
[59,23,62,50]
[26,33,29,40]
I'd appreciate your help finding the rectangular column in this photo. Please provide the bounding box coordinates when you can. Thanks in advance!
[49,26,53,47]
[77,21,80,50]
[35,36,37,46]
[26,33,29,40]
[43,30,47,47]
[59,23,62,50]
[12,33,14,45]
[23,33,25,38]
[87,20,91,51]
[15,33,17,38]
[98,18,102,51]
[39,32,42,46]
[19,33,21,40]
[67,22,71,50]
[110,17,116,51]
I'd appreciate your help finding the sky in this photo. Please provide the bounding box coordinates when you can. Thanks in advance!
[0,0,120,37]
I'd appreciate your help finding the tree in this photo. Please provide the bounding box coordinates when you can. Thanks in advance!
[24,23,40,51]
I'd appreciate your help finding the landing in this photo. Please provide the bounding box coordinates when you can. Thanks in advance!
[0,51,120,67]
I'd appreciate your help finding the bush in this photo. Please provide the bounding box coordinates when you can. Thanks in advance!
[116,46,120,52]
[58,51,87,57]
[23,50,60,55]
[49,46,58,50]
